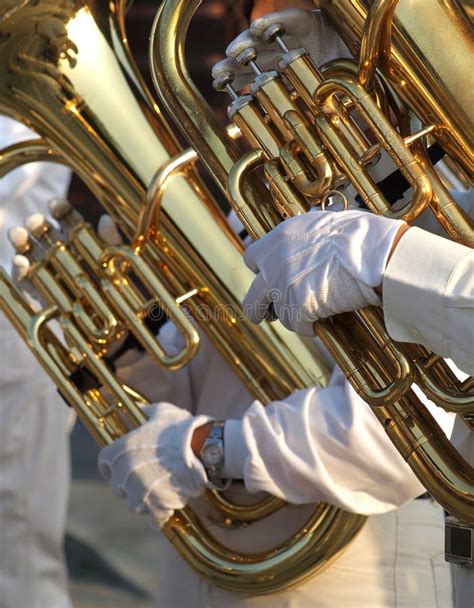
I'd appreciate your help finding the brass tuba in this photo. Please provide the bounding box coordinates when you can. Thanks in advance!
[149,0,473,524]
[0,0,365,595]
[0,0,472,595]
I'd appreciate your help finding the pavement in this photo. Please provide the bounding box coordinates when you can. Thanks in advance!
[67,421,163,608]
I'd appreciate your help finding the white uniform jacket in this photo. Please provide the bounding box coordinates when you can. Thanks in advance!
[0,116,73,608]
[117,317,455,607]
[383,195,474,608]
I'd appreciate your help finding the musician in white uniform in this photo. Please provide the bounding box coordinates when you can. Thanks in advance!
[0,117,73,608]
[96,5,461,608]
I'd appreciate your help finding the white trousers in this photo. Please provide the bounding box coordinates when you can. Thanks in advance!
[0,318,72,608]
[156,499,453,608]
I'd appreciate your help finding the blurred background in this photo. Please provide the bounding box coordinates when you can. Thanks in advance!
[66,1,241,606]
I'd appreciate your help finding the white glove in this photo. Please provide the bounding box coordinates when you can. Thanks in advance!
[98,402,213,527]
[243,209,406,336]
[214,9,349,90]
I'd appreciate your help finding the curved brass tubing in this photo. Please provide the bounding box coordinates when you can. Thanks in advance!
[149,0,281,237]
[0,139,64,177]
[205,491,285,523]
[163,504,365,595]
[414,363,474,416]
[315,308,415,407]
[226,149,268,239]
[282,111,335,199]
[358,0,399,89]
[315,76,433,223]
[134,147,198,247]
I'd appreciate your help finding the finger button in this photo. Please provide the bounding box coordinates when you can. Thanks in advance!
[8,226,30,253]
[25,213,48,238]
[11,254,31,282]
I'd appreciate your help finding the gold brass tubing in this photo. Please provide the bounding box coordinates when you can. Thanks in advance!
[280,52,322,112]
[231,102,282,160]
[226,149,269,240]
[315,77,433,222]
[48,244,119,343]
[320,59,384,160]
[149,0,280,236]
[28,264,73,312]
[251,77,299,143]
[283,111,335,198]
[205,491,285,523]
[279,145,320,198]
[315,309,414,407]
[319,0,474,177]
[413,146,474,247]
[264,158,308,217]
[358,0,399,89]
[29,309,113,446]
[413,360,474,415]
[163,505,365,595]
[61,316,147,427]
[376,393,474,525]
[101,244,200,370]
[403,125,438,147]
[135,122,242,249]
[0,139,64,177]
[134,147,198,247]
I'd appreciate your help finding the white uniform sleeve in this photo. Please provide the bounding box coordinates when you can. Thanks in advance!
[383,227,474,376]
[223,367,434,515]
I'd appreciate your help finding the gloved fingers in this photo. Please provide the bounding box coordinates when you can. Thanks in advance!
[242,272,273,324]
[149,508,174,530]
[212,57,248,90]
[251,7,350,68]
[119,464,168,513]
[276,299,316,337]
[226,29,261,62]
[225,29,279,89]
[98,214,123,245]
[243,216,312,276]
[98,458,112,481]
[250,8,318,45]
[112,485,127,499]
[98,439,134,480]
[141,401,192,425]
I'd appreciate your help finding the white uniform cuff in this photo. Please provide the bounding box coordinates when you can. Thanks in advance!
[222,419,248,479]
[383,227,470,354]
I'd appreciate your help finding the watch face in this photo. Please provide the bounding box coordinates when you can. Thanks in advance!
[204,443,222,466]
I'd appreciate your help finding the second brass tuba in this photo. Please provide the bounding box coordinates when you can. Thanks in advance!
[0,0,365,595]
[149,0,474,525]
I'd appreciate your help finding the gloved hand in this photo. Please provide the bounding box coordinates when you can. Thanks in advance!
[242,209,407,336]
[98,402,213,528]
[213,8,349,91]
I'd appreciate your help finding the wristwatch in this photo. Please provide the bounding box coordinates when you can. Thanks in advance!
[200,421,231,491]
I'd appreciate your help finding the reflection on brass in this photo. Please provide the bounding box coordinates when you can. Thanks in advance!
[0,0,365,595]
[150,0,473,527]
[1,0,473,595]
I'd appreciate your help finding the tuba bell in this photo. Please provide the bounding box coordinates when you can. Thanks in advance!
[0,0,365,595]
